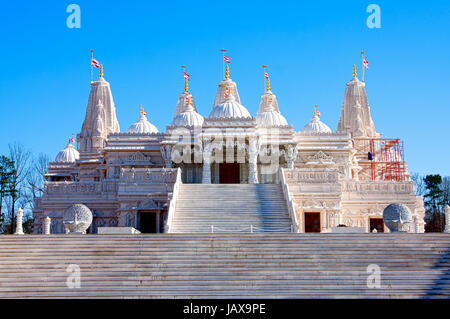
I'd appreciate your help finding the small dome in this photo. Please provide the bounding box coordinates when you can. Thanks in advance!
[256,111,288,126]
[55,142,79,163]
[300,107,332,133]
[173,110,204,127]
[209,92,251,119]
[127,106,159,134]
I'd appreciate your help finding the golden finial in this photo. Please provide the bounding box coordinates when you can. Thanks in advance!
[352,64,356,78]
[182,65,188,92]
[313,104,321,117]
[99,64,103,78]
[225,65,229,79]
[263,65,270,91]
[139,104,146,116]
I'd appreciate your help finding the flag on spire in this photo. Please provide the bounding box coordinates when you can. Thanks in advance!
[91,57,100,68]
[264,70,269,79]
[183,71,190,80]
[363,57,369,70]
[223,54,231,63]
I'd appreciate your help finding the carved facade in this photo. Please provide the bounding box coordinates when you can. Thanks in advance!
[33,66,425,234]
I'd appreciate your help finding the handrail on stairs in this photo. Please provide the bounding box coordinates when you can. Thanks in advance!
[165,167,182,233]
[280,167,299,233]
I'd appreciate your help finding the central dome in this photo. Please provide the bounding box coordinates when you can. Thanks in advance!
[208,92,251,119]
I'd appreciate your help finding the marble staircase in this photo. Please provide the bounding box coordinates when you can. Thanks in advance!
[0,233,449,298]
[171,184,293,233]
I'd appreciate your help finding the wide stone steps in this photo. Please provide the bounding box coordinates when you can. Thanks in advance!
[171,184,292,233]
[0,234,449,298]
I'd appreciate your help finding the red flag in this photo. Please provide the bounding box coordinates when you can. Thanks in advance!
[264,70,269,79]
[183,71,190,80]
[363,58,369,70]
[91,57,100,68]
[223,54,231,63]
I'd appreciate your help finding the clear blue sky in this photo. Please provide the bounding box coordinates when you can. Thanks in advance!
[0,0,449,176]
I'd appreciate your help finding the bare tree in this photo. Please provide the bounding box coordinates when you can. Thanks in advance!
[7,143,31,234]
[25,153,49,208]
[411,172,426,197]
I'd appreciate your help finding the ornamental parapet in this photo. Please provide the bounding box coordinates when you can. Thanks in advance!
[43,181,119,196]
[341,180,415,194]
[119,168,178,184]
[284,168,340,184]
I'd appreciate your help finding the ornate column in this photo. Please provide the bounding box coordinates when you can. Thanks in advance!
[43,217,51,235]
[161,145,172,168]
[202,138,212,184]
[14,208,24,235]
[248,138,259,184]
[285,144,297,169]
[445,205,450,233]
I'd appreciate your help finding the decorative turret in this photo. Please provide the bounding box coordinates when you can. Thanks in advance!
[172,66,204,127]
[78,66,120,153]
[256,66,288,127]
[337,65,377,138]
[212,50,242,109]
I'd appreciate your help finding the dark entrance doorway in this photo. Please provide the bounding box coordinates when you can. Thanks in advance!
[370,218,384,233]
[304,212,321,233]
[219,163,240,184]
[138,212,158,233]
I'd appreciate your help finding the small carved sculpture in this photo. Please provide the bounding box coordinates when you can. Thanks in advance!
[63,204,93,234]
[383,203,412,232]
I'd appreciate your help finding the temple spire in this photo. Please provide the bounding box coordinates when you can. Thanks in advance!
[353,64,356,78]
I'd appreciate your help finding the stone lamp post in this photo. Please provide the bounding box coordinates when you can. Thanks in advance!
[14,208,24,235]
[445,205,450,234]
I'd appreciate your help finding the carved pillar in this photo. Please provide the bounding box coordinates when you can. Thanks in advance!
[248,138,259,184]
[285,144,297,169]
[14,208,24,235]
[43,217,51,235]
[445,205,450,233]
[161,145,172,168]
[202,138,212,184]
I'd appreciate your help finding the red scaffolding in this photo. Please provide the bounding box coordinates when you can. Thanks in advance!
[368,138,406,181]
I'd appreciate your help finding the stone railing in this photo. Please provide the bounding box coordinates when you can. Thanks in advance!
[165,168,182,233]
[280,168,299,233]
